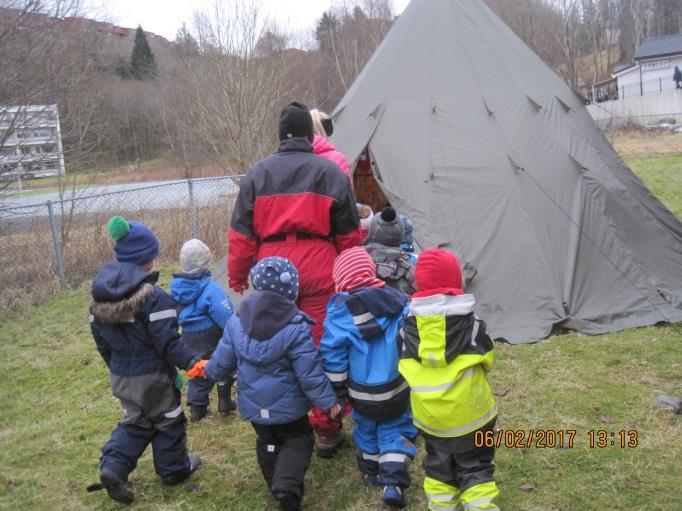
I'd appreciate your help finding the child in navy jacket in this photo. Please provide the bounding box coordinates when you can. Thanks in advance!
[188,257,341,511]
[170,239,235,421]
[320,247,417,509]
[87,217,202,504]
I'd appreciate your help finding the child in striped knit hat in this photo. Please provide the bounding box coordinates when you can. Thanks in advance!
[319,246,417,509]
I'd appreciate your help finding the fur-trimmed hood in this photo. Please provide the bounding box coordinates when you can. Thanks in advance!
[91,262,158,324]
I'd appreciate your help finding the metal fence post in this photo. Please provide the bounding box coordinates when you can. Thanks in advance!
[47,200,67,288]
[188,179,198,238]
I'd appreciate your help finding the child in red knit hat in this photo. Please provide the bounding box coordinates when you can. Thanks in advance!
[398,248,500,511]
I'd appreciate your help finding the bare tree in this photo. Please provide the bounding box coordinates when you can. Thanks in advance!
[158,0,295,173]
[0,0,89,189]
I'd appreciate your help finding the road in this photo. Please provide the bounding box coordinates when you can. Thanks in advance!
[0,177,241,219]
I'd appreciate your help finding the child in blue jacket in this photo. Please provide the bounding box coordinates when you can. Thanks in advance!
[320,246,417,509]
[170,239,235,421]
[188,257,341,511]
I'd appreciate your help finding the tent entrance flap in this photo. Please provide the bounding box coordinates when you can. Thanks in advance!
[354,148,389,213]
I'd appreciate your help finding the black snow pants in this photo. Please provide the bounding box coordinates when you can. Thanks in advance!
[251,416,314,501]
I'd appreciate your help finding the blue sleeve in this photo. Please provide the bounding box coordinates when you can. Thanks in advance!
[205,322,237,381]
[207,284,234,329]
[319,301,353,396]
[144,288,199,369]
[288,323,338,411]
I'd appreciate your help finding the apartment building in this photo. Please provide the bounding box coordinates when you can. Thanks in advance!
[0,104,65,179]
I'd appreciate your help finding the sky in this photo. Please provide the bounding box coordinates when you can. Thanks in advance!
[87,0,411,43]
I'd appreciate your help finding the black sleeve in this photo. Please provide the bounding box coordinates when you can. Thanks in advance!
[330,177,360,236]
[230,171,256,238]
[90,320,112,367]
[142,289,199,369]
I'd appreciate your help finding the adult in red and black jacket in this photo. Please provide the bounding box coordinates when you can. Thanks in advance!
[228,102,362,456]
[228,102,362,344]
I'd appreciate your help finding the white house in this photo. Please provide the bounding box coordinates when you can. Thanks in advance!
[614,33,682,99]
[0,104,65,179]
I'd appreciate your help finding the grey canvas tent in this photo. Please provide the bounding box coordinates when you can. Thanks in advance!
[331,0,682,343]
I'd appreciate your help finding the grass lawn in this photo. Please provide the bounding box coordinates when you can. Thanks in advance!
[625,154,682,219]
[0,152,681,510]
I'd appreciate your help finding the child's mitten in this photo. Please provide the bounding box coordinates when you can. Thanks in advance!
[174,371,185,390]
[187,359,208,379]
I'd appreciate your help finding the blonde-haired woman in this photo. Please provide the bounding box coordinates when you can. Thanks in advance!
[310,109,353,186]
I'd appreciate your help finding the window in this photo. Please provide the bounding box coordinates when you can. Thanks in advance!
[642,60,670,72]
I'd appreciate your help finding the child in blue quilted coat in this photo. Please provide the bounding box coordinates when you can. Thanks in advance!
[188,257,341,511]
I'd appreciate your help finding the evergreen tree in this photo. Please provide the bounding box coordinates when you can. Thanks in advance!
[130,25,157,80]
[174,23,200,56]
[315,11,340,54]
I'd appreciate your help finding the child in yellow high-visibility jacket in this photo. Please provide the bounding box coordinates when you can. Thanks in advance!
[398,249,499,511]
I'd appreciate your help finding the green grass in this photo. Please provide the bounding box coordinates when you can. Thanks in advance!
[0,279,680,511]
[625,154,682,219]
[1,153,681,510]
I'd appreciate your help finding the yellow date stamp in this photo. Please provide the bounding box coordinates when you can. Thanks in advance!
[474,429,639,449]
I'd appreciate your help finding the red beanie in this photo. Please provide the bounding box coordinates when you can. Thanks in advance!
[333,247,385,293]
[414,248,463,297]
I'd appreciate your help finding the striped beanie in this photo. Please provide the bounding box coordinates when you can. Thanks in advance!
[332,247,385,293]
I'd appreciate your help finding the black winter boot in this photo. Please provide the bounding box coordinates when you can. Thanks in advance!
[99,469,134,504]
[217,382,237,414]
[277,493,301,511]
[190,405,209,422]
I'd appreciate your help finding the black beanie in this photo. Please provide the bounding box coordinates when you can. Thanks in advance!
[279,101,314,142]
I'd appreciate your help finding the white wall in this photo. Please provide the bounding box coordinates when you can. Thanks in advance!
[615,55,682,98]
[587,89,682,126]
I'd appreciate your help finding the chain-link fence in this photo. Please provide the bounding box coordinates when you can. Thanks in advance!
[0,175,244,312]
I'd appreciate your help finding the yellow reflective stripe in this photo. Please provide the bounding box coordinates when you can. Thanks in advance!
[410,368,475,392]
[462,498,493,509]
[427,493,458,502]
[460,481,499,510]
[429,503,459,511]
[425,477,461,511]
[416,315,447,367]
[414,406,497,437]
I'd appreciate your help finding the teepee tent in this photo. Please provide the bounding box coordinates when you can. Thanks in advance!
[331,0,682,343]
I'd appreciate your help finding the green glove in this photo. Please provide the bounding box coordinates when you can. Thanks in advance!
[174,371,185,391]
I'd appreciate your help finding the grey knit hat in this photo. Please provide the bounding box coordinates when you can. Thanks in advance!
[367,207,404,247]
[180,239,212,273]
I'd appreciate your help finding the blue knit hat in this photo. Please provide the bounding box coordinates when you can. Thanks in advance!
[249,257,299,300]
[107,216,160,266]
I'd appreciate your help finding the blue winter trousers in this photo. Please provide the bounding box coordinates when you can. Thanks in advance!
[100,418,192,485]
[352,409,417,487]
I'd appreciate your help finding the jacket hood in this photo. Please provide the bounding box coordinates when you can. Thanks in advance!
[344,286,407,340]
[312,135,336,155]
[170,271,211,304]
[402,294,490,366]
[353,286,407,318]
[91,262,157,324]
[92,262,157,302]
[238,290,300,341]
